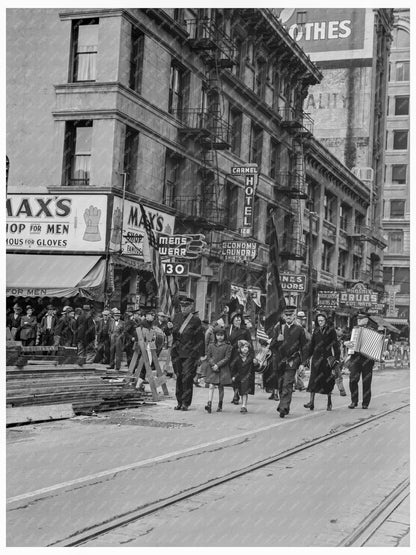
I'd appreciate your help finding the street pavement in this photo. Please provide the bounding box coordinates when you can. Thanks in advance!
[6,365,410,547]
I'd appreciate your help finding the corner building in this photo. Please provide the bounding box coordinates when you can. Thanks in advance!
[6,8,379,319]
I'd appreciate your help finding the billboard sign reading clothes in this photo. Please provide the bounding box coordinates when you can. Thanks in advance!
[6,194,108,252]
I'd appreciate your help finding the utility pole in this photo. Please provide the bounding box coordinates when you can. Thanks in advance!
[307,199,315,333]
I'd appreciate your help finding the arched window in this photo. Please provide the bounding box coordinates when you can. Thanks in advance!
[394,28,410,49]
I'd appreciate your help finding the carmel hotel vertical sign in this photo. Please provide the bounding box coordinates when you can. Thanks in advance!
[231,164,259,238]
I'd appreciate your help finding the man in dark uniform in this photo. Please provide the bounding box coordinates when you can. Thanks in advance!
[270,305,307,418]
[171,295,205,411]
[346,311,378,409]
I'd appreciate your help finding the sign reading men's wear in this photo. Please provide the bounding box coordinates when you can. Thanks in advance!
[231,164,258,238]
[6,194,108,252]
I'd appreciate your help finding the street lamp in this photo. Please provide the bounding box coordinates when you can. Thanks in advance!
[306,199,316,333]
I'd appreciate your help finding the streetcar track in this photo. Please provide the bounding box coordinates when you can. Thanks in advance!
[46,402,409,547]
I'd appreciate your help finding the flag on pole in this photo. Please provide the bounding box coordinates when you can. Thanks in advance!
[139,203,174,317]
[265,212,286,335]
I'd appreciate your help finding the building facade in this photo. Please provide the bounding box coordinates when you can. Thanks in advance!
[381,9,410,330]
[7,8,384,323]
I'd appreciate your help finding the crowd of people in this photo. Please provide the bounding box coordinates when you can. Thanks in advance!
[7,296,407,417]
[6,301,173,373]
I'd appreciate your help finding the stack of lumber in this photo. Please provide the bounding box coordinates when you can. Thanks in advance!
[6,344,80,367]
[6,366,151,416]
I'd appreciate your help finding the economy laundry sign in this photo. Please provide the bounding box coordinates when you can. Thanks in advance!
[6,194,108,252]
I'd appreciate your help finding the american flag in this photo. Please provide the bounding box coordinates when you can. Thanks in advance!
[256,324,271,344]
[139,203,174,317]
[265,211,286,335]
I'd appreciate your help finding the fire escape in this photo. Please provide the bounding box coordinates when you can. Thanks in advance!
[173,17,236,231]
[277,106,314,261]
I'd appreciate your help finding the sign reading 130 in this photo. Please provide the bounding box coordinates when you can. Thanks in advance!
[162,262,189,276]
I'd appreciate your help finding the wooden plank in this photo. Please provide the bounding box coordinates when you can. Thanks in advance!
[6,404,75,426]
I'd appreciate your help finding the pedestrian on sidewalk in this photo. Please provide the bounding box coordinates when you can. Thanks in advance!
[171,295,205,411]
[270,305,307,418]
[204,326,232,413]
[334,326,348,396]
[228,311,253,405]
[295,310,310,391]
[304,312,339,411]
[230,339,258,413]
[107,308,125,371]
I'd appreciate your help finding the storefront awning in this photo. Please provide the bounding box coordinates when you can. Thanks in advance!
[384,317,409,326]
[6,254,105,298]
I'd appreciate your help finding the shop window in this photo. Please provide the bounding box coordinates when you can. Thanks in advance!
[124,126,139,192]
[129,28,144,92]
[395,96,409,116]
[229,107,242,157]
[395,61,409,82]
[269,139,282,180]
[63,120,92,186]
[250,123,263,168]
[388,231,403,253]
[390,199,405,218]
[392,164,407,184]
[393,130,408,150]
[71,19,99,82]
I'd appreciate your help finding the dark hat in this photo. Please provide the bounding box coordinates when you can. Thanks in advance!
[316,311,328,319]
[13,306,22,313]
[230,311,242,323]
[213,325,226,335]
[297,310,306,318]
[26,304,32,310]
[112,308,121,315]
[357,311,370,318]
[283,305,297,314]
[47,304,54,310]
[74,307,83,315]
[13,303,21,309]
[62,306,73,313]
[82,304,91,311]
[178,295,194,305]
[102,309,110,316]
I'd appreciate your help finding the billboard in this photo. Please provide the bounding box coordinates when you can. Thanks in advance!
[275,8,373,62]
[6,194,108,252]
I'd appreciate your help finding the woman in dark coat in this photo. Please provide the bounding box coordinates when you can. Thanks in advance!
[304,312,340,411]
[228,311,253,404]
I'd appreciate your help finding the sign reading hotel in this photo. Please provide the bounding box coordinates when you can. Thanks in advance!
[231,164,258,238]
[222,240,257,262]
[280,274,306,292]
[6,194,108,252]
[110,197,175,258]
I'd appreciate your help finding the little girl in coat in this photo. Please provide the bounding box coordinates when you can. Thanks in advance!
[204,326,232,413]
[230,339,258,413]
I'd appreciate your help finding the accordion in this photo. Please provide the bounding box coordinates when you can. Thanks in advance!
[347,326,386,362]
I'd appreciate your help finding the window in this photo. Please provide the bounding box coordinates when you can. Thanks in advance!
[250,123,263,168]
[321,241,332,273]
[338,250,347,277]
[352,255,361,280]
[163,150,182,207]
[173,9,184,25]
[269,139,281,180]
[129,29,144,92]
[324,192,335,223]
[388,231,403,253]
[392,164,407,184]
[339,204,350,231]
[296,11,307,24]
[254,57,267,98]
[395,61,409,81]
[393,130,408,150]
[232,34,243,79]
[226,182,239,230]
[124,126,139,192]
[229,107,242,157]
[395,267,410,295]
[384,266,393,285]
[63,121,92,186]
[72,19,99,82]
[355,213,364,233]
[390,199,405,218]
[395,96,409,116]
[168,63,185,115]
[395,28,410,48]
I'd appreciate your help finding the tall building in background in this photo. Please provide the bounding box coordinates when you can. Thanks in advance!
[274,8,394,315]
[381,9,410,333]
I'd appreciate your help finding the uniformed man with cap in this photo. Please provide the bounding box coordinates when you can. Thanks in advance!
[345,311,378,409]
[171,295,205,411]
[269,305,307,418]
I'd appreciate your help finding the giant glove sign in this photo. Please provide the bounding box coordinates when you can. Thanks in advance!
[83,205,102,242]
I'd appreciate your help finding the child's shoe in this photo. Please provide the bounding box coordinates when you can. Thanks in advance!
[205,401,212,414]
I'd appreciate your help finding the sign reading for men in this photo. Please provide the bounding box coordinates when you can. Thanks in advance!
[280,274,306,291]
[222,240,257,262]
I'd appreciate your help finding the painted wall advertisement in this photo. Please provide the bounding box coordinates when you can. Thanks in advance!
[6,194,108,252]
[109,197,175,259]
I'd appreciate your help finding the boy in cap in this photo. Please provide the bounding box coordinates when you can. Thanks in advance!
[171,295,205,410]
[270,305,307,418]
[39,304,58,346]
